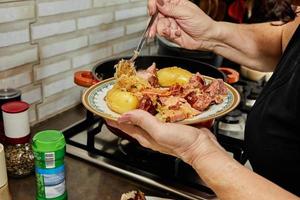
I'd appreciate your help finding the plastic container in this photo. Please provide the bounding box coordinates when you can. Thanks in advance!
[32,130,67,200]
[0,88,21,143]
[1,101,34,177]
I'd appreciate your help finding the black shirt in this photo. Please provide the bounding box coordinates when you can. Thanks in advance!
[245,26,300,196]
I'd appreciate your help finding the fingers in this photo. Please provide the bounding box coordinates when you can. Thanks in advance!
[118,110,162,134]
[157,17,181,42]
[148,0,157,16]
[168,18,181,39]
[156,0,184,18]
[106,119,153,148]
[157,17,171,37]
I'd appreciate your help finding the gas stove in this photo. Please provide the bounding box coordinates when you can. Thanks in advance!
[62,73,266,200]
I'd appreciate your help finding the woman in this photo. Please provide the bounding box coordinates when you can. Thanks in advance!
[107,0,300,199]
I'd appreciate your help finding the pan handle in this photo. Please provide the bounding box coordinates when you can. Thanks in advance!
[74,71,99,87]
[218,67,239,84]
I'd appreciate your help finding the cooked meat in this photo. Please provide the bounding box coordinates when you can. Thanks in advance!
[189,72,205,88]
[205,79,227,97]
[192,93,213,112]
[165,109,188,122]
[158,96,200,122]
[136,63,159,87]
[109,63,228,122]
[138,95,157,115]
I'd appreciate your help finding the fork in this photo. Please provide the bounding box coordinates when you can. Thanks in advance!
[129,11,159,62]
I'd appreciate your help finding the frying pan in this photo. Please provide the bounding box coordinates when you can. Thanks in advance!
[74,55,230,141]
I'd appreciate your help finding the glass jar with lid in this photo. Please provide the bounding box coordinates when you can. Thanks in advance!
[1,101,34,177]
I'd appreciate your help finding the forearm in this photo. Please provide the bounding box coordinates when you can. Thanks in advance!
[208,22,283,72]
[189,148,299,200]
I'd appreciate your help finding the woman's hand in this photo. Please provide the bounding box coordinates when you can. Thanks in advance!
[106,110,224,165]
[148,0,218,50]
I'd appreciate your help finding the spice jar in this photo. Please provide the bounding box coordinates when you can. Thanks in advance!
[0,88,21,143]
[1,101,34,177]
[32,130,67,200]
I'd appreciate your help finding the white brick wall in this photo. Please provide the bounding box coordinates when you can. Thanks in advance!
[28,106,37,124]
[37,88,82,120]
[0,45,38,71]
[113,37,140,54]
[93,0,129,7]
[126,19,147,35]
[72,46,112,68]
[38,0,92,17]
[0,1,35,24]
[43,74,75,98]
[0,68,32,88]
[0,28,29,47]
[89,27,124,45]
[40,36,88,58]
[21,84,42,104]
[0,0,156,123]
[115,6,147,21]
[77,12,114,30]
[31,20,76,40]
[35,59,72,80]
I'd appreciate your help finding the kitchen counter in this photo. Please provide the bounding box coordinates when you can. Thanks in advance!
[8,105,165,200]
[9,156,159,200]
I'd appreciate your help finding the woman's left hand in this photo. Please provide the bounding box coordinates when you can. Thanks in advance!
[106,110,224,165]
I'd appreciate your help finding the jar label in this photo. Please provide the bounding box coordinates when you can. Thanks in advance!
[36,165,66,199]
[44,152,55,169]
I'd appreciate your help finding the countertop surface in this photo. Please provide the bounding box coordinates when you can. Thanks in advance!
[8,105,166,200]
[9,156,159,200]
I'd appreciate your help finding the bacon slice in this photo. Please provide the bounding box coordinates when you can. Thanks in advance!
[189,72,205,88]
[141,88,172,97]
[136,63,159,87]
[138,95,157,115]
[205,79,227,97]
[158,96,200,122]
[192,93,213,112]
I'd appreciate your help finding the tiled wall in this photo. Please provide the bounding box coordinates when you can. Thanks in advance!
[0,0,157,125]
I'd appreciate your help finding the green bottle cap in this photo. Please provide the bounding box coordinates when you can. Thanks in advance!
[32,130,66,153]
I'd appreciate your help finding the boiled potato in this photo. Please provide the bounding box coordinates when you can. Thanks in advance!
[157,67,193,87]
[106,89,139,114]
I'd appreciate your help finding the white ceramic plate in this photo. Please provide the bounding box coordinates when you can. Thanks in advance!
[82,76,240,125]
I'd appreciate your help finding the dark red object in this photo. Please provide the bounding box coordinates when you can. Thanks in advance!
[1,101,29,114]
[228,0,246,23]
[5,134,31,145]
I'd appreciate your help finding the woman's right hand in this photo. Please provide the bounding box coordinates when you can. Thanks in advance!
[148,0,218,50]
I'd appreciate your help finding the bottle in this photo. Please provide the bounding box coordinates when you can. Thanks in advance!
[1,101,34,177]
[0,88,21,143]
[32,130,67,200]
[0,143,12,200]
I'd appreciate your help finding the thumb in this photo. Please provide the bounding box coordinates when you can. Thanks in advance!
[156,0,189,19]
[118,110,161,133]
